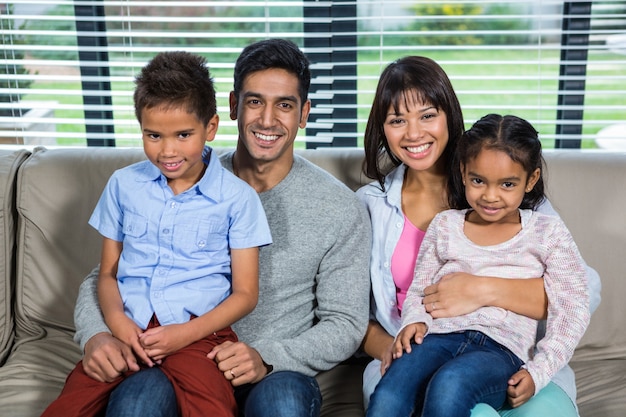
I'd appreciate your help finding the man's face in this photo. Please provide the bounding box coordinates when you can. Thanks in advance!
[230,68,311,167]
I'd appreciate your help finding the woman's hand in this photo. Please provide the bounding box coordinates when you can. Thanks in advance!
[379,339,394,376]
[423,272,486,318]
[423,273,547,320]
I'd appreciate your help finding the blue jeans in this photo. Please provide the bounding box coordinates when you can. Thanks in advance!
[107,368,321,417]
[366,331,524,417]
[235,371,322,417]
[107,367,178,417]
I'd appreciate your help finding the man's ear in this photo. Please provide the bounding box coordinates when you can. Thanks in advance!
[526,168,541,192]
[229,91,238,121]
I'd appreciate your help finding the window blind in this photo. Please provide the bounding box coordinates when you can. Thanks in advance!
[1,0,624,149]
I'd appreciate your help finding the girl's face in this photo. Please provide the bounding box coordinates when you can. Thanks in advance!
[462,148,540,224]
[383,92,449,174]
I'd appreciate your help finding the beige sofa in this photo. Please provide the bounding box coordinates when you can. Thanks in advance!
[0,146,624,417]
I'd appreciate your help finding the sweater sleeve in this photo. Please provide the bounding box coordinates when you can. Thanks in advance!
[250,200,372,376]
[73,265,110,351]
[525,218,590,393]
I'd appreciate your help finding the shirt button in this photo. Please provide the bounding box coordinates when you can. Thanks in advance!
[396,222,402,228]
[162,228,170,234]
[170,202,177,208]
[198,240,206,248]
[383,262,389,268]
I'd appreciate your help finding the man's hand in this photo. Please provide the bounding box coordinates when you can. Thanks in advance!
[507,369,536,408]
[207,341,269,386]
[423,273,484,318]
[82,332,140,382]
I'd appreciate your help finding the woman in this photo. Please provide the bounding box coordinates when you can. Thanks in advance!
[356,56,601,417]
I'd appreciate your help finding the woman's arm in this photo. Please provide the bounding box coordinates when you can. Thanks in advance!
[361,320,395,361]
[422,273,548,320]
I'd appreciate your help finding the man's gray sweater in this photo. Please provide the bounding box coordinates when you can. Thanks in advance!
[74,152,372,377]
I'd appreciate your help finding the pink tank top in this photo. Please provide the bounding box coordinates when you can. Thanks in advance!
[391,215,426,312]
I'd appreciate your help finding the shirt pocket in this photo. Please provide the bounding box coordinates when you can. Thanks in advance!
[123,211,148,238]
[190,219,228,253]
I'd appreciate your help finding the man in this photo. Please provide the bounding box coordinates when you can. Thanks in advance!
[73,38,371,417]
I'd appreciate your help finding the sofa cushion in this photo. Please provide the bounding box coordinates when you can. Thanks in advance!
[0,149,30,364]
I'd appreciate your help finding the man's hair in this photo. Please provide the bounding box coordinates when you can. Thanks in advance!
[134,51,216,126]
[233,38,311,107]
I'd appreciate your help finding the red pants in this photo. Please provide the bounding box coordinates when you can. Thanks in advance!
[41,320,238,417]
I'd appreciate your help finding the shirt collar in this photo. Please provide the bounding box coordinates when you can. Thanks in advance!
[136,146,223,200]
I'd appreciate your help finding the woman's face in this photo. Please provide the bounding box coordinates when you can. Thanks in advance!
[383,92,449,174]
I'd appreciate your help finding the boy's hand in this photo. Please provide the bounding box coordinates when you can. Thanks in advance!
[139,323,193,361]
[393,322,427,359]
[507,369,536,408]
[109,314,153,367]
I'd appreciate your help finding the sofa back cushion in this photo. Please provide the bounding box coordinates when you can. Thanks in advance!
[542,150,626,362]
[0,149,30,362]
[13,147,145,339]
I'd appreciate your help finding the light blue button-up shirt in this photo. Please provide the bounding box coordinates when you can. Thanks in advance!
[89,146,272,329]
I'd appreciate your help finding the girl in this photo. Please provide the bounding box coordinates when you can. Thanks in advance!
[365,114,590,417]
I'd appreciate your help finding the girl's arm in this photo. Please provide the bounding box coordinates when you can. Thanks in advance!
[423,198,601,321]
[140,247,259,360]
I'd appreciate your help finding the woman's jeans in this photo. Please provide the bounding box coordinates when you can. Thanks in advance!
[107,368,321,417]
[366,331,524,417]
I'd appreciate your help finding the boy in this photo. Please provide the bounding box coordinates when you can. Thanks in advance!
[41,51,272,417]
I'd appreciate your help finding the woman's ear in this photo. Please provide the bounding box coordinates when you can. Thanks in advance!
[525,168,541,192]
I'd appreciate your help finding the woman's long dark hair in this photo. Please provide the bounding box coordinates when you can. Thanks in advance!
[362,56,464,197]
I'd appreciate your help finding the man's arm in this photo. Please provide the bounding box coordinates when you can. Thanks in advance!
[74,265,110,350]
[252,198,372,375]
[74,265,139,381]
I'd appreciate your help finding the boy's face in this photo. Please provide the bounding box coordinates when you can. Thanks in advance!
[141,105,218,194]
[229,68,311,168]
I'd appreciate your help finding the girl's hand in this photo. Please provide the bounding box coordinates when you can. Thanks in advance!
[139,323,193,361]
[393,323,427,359]
[507,369,536,408]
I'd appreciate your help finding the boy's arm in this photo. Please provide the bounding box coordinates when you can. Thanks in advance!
[140,247,259,360]
[97,237,153,366]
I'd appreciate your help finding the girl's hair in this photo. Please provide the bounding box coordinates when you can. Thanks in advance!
[450,113,546,210]
[362,56,465,192]
[134,51,216,127]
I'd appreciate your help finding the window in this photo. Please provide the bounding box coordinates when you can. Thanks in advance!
[1,1,624,149]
